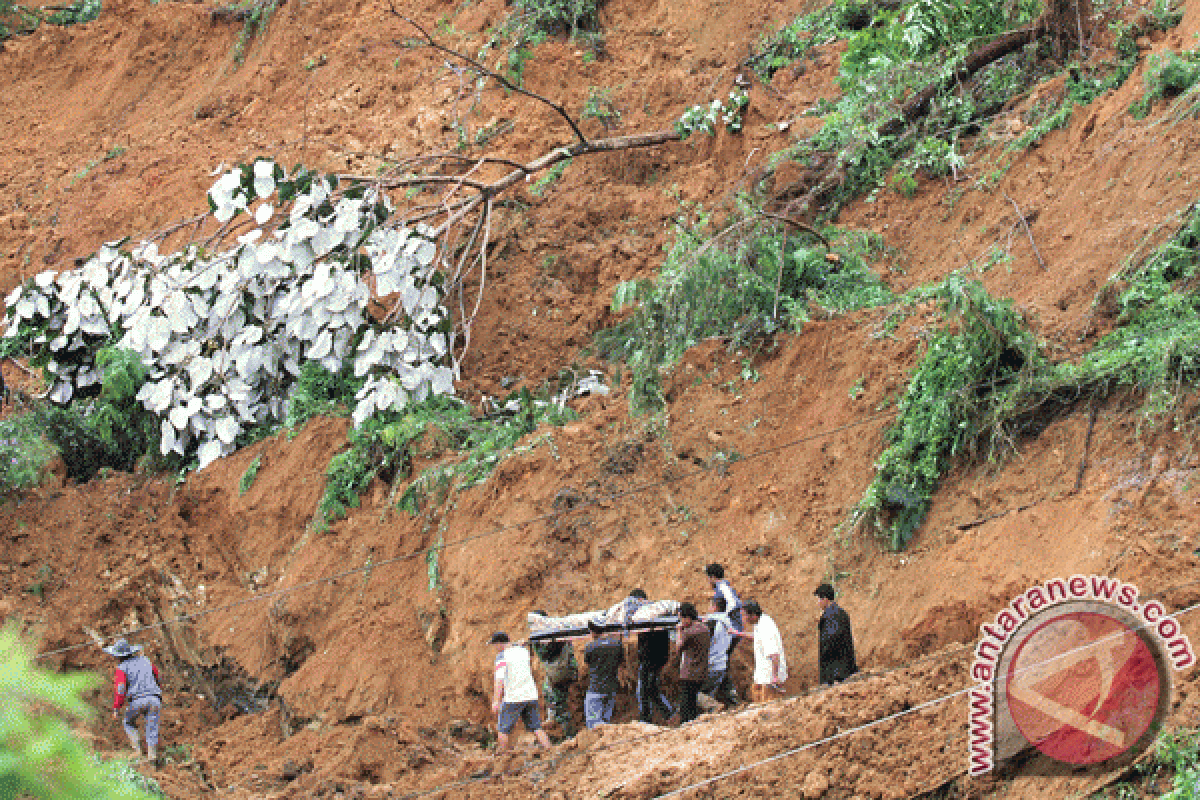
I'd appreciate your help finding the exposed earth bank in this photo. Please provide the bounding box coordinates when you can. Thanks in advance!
[3,0,1200,797]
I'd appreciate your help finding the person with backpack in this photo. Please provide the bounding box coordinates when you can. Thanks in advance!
[105,639,164,766]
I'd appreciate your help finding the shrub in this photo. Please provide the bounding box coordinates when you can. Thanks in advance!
[1,0,100,41]
[0,414,55,494]
[3,160,455,472]
[850,277,1041,549]
[0,625,160,799]
[511,0,601,37]
[851,203,1200,549]
[597,217,891,412]
[1131,50,1200,119]
[28,347,158,483]
[317,390,576,528]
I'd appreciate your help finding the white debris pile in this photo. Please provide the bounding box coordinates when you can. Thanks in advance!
[3,161,456,469]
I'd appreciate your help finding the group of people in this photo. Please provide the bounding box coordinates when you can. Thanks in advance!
[98,567,859,761]
[488,564,859,749]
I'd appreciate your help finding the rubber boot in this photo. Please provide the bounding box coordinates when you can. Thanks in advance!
[126,732,141,758]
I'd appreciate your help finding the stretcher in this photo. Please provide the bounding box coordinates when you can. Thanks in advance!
[527,599,680,641]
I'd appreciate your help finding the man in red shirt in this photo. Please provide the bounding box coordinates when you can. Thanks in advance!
[105,638,163,766]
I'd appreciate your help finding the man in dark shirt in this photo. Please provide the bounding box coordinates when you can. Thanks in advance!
[583,620,624,728]
[814,583,857,685]
[675,602,710,724]
[628,589,674,723]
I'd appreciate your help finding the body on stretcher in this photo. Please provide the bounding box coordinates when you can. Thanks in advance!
[527,600,680,641]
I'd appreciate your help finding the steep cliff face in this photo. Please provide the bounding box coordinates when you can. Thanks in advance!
[4,0,1200,797]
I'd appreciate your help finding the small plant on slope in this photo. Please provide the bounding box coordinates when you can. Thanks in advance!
[0,625,160,799]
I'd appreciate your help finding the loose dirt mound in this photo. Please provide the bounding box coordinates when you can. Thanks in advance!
[5,0,1200,797]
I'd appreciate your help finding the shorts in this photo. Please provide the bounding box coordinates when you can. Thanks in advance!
[497,700,542,734]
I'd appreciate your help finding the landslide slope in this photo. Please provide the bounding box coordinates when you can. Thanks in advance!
[2,0,1200,798]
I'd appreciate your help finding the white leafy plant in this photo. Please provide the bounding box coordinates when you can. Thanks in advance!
[3,160,456,469]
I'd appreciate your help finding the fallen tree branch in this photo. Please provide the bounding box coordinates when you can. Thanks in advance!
[1003,190,1046,270]
[391,6,591,148]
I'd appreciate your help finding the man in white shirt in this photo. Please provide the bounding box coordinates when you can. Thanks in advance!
[741,601,787,704]
[489,631,553,750]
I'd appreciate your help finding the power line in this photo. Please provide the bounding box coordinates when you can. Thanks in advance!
[651,600,1200,799]
[391,583,1200,800]
[36,410,897,661]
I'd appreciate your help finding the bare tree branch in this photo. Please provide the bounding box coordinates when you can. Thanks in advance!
[389,6,592,148]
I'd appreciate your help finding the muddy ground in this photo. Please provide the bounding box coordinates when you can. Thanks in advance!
[3,0,1200,797]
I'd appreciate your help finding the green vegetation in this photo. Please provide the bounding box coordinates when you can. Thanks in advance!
[530,159,571,197]
[675,89,749,139]
[597,214,892,413]
[239,453,262,495]
[850,276,1040,549]
[1152,727,1200,798]
[33,347,158,482]
[510,0,600,37]
[487,0,603,87]
[745,0,872,80]
[749,0,1164,216]
[285,362,361,434]
[0,347,162,492]
[1096,726,1200,798]
[581,86,621,128]
[224,0,279,65]
[0,625,160,799]
[316,391,574,530]
[1131,50,1200,119]
[854,201,1200,549]
[0,414,56,494]
[1,0,101,41]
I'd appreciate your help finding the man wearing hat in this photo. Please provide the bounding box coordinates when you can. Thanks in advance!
[489,631,553,750]
[105,638,163,765]
[814,583,857,685]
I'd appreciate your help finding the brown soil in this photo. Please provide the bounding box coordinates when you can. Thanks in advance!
[3,0,1200,798]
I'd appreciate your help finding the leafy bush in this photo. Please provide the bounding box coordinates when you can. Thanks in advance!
[850,277,1041,549]
[581,86,620,128]
[316,391,575,528]
[0,414,55,494]
[0,625,159,799]
[238,453,262,495]
[852,203,1200,549]
[3,161,455,472]
[1152,728,1200,799]
[45,0,100,26]
[285,362,363,433]
[597,217,892,412]
[1,0,99,41]
[511,0,601,37]
[1131,50,1200,119]
[745,0,873,80]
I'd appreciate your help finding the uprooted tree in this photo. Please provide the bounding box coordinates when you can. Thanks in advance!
[0,0,1096,473]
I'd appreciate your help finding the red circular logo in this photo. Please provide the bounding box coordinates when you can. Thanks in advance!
[1005,611,1163,765]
